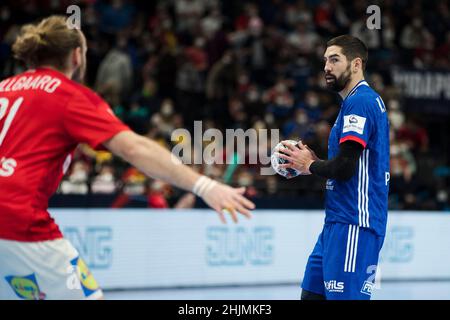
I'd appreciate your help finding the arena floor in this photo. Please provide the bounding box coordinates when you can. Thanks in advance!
[105,281,450,300]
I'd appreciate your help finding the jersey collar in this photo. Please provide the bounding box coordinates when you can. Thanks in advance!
[344,80,369,101]
[33,67,69,80]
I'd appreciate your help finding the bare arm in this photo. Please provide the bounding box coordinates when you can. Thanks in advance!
[103,131,255,222]
[105,131,199,192]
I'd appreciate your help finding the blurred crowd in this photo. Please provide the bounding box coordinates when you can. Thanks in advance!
[0,0,449,210]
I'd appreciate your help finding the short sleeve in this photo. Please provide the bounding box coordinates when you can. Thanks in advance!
[339,96,374,148]
[63,90,130,150]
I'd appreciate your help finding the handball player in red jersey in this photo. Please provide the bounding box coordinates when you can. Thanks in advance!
[0,16,255,300]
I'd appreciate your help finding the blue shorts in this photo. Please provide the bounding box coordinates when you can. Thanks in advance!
[301,222,384,300]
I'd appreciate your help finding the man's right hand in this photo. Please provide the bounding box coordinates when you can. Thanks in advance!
[201,182,255,224]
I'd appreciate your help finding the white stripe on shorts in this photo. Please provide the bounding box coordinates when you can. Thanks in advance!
[352,226,360,272]
[344,225,359,273]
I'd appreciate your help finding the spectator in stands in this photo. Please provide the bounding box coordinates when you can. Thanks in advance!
[60,160,90,195]
[95,34,133,100]
[91,164,118,194]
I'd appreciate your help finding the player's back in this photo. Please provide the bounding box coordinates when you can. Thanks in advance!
[0,68,81,241]
[0,67,127,242]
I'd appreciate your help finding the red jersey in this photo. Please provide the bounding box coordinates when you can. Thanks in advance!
[0,67,130,241]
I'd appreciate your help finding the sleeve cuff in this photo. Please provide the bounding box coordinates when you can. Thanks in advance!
[339,135,367,148]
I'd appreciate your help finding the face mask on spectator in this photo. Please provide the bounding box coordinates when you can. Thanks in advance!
[296,113,308,125]
[161,101,174,117]
[71,168,88,183]
[238,175,253,187]
[247,89,259,102]
[306,94,319,108]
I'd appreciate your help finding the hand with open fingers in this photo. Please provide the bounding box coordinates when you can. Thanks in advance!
[275,140,319,175]
[202,182,255,224]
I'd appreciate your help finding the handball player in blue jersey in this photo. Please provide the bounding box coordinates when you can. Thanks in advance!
[277,35,390,300]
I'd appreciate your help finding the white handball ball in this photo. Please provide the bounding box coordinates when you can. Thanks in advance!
[271,140,305,178]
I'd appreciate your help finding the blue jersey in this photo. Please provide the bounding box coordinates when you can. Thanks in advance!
[325,80,390,236]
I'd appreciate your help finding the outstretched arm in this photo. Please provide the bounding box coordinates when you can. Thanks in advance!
[103,130,255,223]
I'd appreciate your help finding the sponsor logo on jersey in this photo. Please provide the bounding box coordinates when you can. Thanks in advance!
[324,280,344,293]
[5,273,46,300]
[343,114,366,135]
[361,281,374,296]
[349,116,358,124]
[70,256,99,297]
[326,179,334,191]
